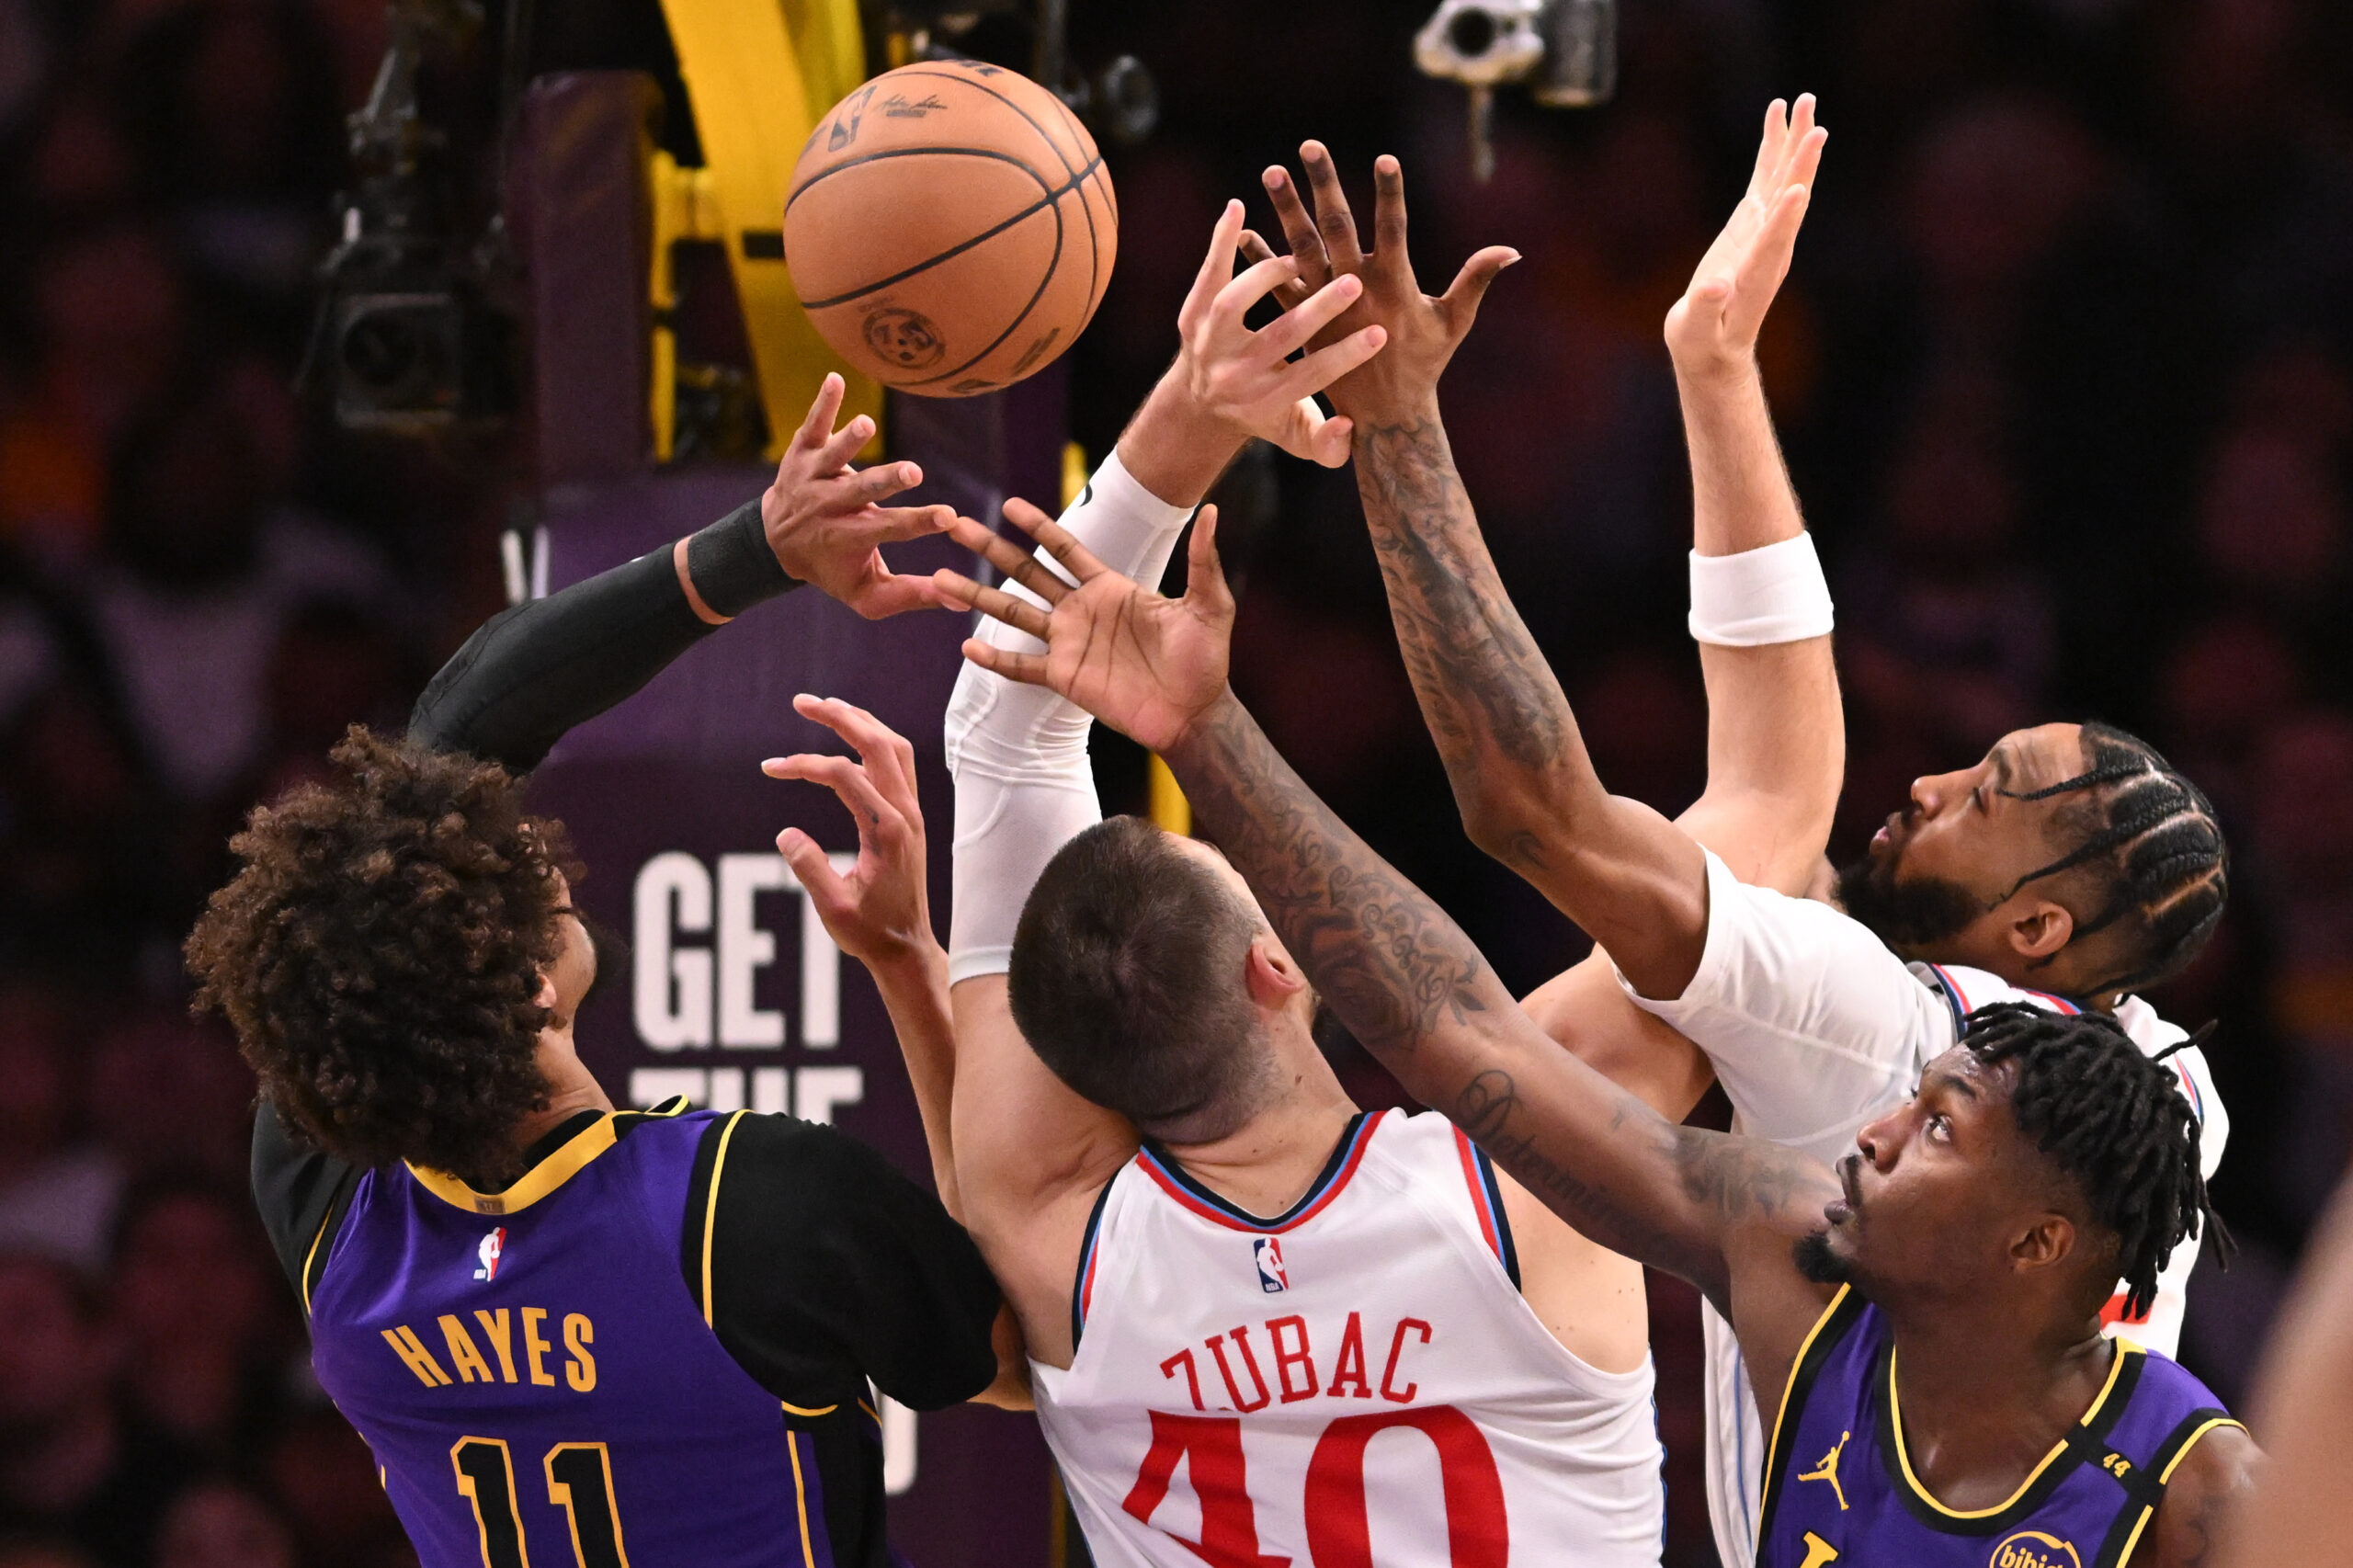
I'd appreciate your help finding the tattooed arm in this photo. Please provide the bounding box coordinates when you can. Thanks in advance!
[1247,131,1836,1004]
[929,503,1840,1331]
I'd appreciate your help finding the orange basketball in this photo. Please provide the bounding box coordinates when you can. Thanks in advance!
[785,61,1118,398]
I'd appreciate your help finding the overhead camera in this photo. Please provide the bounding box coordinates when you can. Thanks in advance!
[1415,0,1617,178]
[305,0,511,434]
[889,3,1160,146]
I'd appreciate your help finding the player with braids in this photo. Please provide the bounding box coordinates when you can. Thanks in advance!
[1977,725,2228,998]
[1958,1005,2227,1322]
[1245,124,2240,1567]
[927,469,2262,1568]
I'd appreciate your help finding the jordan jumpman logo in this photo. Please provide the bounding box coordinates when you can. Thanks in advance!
[1799,1430,1853,1511]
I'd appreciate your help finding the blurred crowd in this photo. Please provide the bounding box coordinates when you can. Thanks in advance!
[1,0,2349,1564]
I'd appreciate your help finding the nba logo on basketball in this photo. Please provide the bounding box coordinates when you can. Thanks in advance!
[473,1228,506,1283]
[1254,1237,1289,1293]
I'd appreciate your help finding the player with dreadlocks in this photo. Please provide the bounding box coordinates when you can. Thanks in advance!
[927,495,2261,1568]
[1249,119,2234,1568]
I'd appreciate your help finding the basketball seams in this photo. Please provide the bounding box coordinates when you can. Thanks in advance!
[884,67,1085,179]
[795,153,1097,312]
[786,145,1051,215]
[1043,93,1108,321]
[793,151,1103,318]
[900,176,1069,389]
[786,62,1112,393]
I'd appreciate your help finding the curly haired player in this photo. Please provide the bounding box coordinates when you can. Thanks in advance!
[188,225,1381,1566]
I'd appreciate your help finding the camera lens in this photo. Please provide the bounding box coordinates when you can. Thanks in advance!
[1448,9,1498,57]
[342,312,422,390]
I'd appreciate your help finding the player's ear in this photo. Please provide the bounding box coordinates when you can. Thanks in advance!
[2009,1212,2075,1274]
[2005,898,2074,963]
[1243,935,1307,1009]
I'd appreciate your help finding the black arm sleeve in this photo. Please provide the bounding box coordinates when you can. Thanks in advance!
[408,501,796,771]
[251,1107,358,1303]
[692,1114,1001,1412]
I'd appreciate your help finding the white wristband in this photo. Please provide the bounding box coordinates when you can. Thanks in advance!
[945,449,1194,982]
[1688,534,1835,647]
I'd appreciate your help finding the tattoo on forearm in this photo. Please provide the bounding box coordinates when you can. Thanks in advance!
[1176,695,1493,1059]
[1454,1063,1829,1282]
[1354,416,1574,833]
[1170,694,1829,1288]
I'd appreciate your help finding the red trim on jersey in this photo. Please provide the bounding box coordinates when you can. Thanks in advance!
[2099,1290,2153,1328]
[1136,1110,1387,1234]
[2015,986,2083,1015]
[2174,1057,2204,1121]
[1453,1129,1507,1267]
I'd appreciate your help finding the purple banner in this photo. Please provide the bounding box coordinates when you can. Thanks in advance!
[528,374,1071,1567]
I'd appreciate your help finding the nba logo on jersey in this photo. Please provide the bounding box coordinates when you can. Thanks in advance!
[1253,1236,1288,1293]
[473,1228,506,1282]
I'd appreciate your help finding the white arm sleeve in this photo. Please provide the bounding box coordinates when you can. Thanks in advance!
[1616,851,1956,1163]
[945,451,1194,983]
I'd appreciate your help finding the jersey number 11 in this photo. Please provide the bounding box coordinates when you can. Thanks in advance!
[452,1437,628,1568]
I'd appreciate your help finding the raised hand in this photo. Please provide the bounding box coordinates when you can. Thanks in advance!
[1176,199,1390,468]
[931,499,1234,756]
[760,694,936,968]
[1253,143,1519,425]
[762,373,961,619]
[1664,95,1826,383]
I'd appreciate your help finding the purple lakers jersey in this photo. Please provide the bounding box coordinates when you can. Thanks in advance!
[1758,1287,2240,1568]
[307,1105,847,1568]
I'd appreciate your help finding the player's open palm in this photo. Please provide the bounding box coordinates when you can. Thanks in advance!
[1664,95,1826,381]
[933,499,1234,756]
[1256,143,1519,425]
[760,694,935,967]
[763,372,961,619]
[1176,199,1389,468]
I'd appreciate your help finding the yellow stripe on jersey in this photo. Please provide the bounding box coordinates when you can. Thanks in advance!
[701,1110,749,1328]
[1888,1339,2139,1519]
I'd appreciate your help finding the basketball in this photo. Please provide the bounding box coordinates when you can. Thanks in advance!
[785,60,1118,398]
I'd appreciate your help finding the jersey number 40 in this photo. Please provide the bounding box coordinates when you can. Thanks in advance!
[1123,1406,1507,1567]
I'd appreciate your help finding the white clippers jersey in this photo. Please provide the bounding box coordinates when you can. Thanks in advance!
[1700,964,2230,1568]
[1035,1108,1665,1568]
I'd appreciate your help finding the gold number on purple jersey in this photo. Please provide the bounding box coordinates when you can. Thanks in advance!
[451,1437,532,1568]
[545,1443,630,1568]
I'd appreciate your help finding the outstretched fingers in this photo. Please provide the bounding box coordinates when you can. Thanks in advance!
[996,501,1114,586]
[1251,271,1365,359]
[931,570,1052,641]
[1300,142,1365,273]
[1240,230,1314,310]
[791,371,848,451]
[946,512,1073,604]
[761,753,906,860]
[1186,199,1247,313]
[1214,251,1309,328]
[1186,505,1234,617]
[813,413,881,474]
[1370,154,1410,276]
[1437,245,1522,336]
[789,692,918,807]
[1263,165,1331,292]
[1276,322,1388,402]
[956,638,1051,687]
[836,457,922,507]
[851,503,960,545]
[841,573,944,619]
